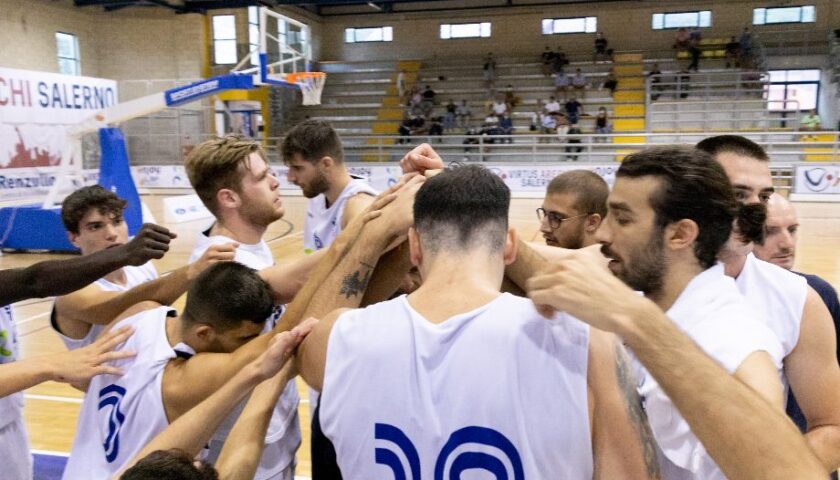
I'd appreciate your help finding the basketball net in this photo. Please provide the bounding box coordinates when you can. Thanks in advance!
[286,72,326,105]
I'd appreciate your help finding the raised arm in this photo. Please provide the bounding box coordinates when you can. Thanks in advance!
[162,177,422,420]
[0,326,135,398]
[0,223,175,306]
[55,243,236,336]
[527,249,826,480]
[786,286,840,471]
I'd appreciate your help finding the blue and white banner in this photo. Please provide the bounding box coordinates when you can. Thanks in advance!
[164,75,254,107]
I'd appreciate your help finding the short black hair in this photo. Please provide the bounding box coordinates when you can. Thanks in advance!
[696,135,769,162]
[547,170,609,218]
[182,262,274,332]
[281,119,344,165]
[61,185,127,234]
[120,450,218,480]
[413,164,510,253]
[617,146,741,269]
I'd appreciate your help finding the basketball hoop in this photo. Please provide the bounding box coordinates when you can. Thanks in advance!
[286,72,326,106]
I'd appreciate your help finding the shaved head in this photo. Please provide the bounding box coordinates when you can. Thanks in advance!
[753,194,799,270]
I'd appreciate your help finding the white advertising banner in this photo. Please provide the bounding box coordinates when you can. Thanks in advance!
[791,164,840,202]
[0,67,117,200]
[131,163,617,198]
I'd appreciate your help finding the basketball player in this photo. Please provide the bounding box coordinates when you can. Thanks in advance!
[282,119,377,253]
[698,135,840,472]
[52,185,235,351]
[400,142,825,479]
[185,134,318,480]
[298,165,657,479]
[539,170,608,248]
[63,173,422,479]
[594,146,783,479]
[118,321,314,479]
[753,193,840,450]
[0,222,174,480]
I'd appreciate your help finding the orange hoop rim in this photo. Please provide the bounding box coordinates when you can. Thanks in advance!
[285,72,326,83]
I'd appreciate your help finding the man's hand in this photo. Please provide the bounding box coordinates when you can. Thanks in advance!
[49,326,137,384]
[526,245,655,335]
[252,318,318,381]
[187,242,238,281]
[372,174,426,239]
[400,143,445,174]
[119,223,177,266]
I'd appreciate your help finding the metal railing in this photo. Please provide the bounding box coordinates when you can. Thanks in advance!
[254,132,840,169]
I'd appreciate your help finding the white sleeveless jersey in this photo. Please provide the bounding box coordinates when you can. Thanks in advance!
[62,306,176,479]
[735,253,807,366]
[635,264,783,480]
[0,304,23,429]
[320,293,594,479]
[50,262,158,351]
[190,229,301,480]
[303,178,377,253]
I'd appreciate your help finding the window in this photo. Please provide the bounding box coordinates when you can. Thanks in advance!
[344,26,393,43]
[753,6,815,25]
[248,7,260,66]
[213,15,237,65]
[767,69,820,112]
[541,17,597,35]
[651,11,712,30]
[56,32,80,76]
[440,22,491,40]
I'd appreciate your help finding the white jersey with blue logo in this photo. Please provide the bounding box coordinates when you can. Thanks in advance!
[63,306,176,479]
[735,253,807,368]
[634,264,784,480]
[50,262,158,351]
[190,229,301,480]
[320,293,593,479]
[0,304,22,429]
[303,178,377,253]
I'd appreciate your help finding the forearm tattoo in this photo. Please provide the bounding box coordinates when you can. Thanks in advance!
[615,342,661,479]
[339,261,375,299]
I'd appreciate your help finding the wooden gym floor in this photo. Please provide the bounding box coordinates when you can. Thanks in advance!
[2,193,839,478]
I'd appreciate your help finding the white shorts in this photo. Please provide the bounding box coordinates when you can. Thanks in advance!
[0,416,33,480]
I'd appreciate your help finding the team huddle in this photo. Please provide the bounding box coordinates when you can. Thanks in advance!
[1,120,838,480]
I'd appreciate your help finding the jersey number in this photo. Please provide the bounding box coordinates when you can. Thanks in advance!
[374,423,524,480]
[99,384,127,463]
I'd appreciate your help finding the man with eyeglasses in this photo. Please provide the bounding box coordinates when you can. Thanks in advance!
[538,170,608,249]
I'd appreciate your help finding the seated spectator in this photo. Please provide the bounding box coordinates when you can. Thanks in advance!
[492,97,509,116]
[593,32,612,62]
[725,36,741,68]
[428,116,444,138]
[421,85,436,116]
[739,27,753,64]
[554,72,571,100]
[480,114,501,142]
[444,99,457,132]
[566,122,584,161]
[483,52,497,88]
[499,113,514,142]
[455,99,472,128]
[552,47,569,75]
[555,113,570,144]
[601,68,618,96]
[540,110,557,142]
[503,84,521,109]
[530,101,544,132]
[801,109,822,131]
[564,96,583,125]
[571,69,587,98]
[648,63,663,101]
[594,106,612,142]
[544,96,562,114]
[541,46,555,76]
[674,27,690,50]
